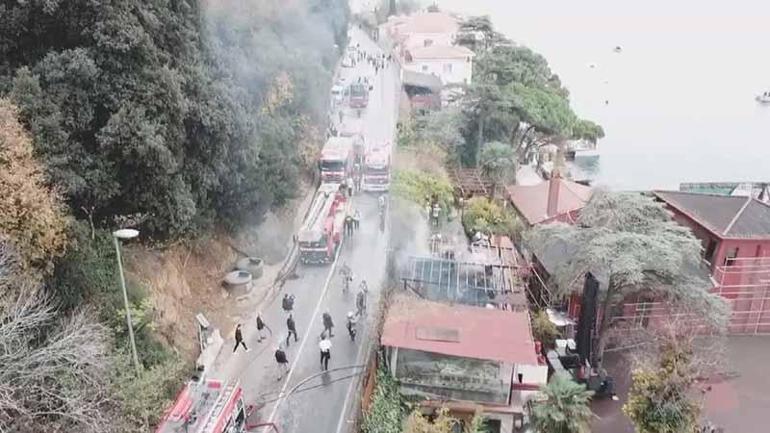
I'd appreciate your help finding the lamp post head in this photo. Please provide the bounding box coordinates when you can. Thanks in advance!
[113,229,139,240]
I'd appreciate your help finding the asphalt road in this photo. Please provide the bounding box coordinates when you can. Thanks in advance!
[214,26,399,433]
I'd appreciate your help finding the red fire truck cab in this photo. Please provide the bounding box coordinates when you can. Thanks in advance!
[156,379,246,433]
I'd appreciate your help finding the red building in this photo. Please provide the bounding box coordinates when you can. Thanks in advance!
[505,174,593,227]
[654,191,770,334]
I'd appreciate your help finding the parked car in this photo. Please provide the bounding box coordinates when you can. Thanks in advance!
[330,85,345,105]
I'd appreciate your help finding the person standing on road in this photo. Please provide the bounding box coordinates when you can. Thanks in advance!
[256,312,267,342]
[286,314,299,347]
[353,209,361,231]
[322,311,334,337]
[356,290,366,316]
[319,334,332,371]
[233,323,249,353]
[347,176,354,197]
[282,293,295,315]
[275,346,289,380]
[346,311,358,341]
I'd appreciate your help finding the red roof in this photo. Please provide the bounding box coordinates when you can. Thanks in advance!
[505,176,593,225]
[381,295,538,365]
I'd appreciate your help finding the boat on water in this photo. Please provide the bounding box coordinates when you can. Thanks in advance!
[757,91,770,103]
[566,139,600,159]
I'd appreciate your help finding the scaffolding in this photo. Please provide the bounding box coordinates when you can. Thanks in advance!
[603,257,770,335]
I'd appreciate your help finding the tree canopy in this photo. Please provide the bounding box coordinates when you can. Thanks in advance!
[2,0,349,239]
[0,99,69,269]
[526,192,728,369]
[624,339,702,433]
[458,21,604,166]
[529,373,594,433]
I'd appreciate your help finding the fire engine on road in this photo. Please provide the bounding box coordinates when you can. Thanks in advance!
[363,144,391,192]
[297,184,349,264]
[320,137,354,184]
[156,379,251,433]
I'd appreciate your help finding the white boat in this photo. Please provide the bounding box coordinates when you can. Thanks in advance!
[756,91,770,103]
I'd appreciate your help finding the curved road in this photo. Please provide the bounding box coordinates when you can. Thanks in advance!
[214,26,399,433]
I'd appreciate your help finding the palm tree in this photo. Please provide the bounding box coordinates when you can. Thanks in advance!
[528,374,594,433]
[479,141,516,198]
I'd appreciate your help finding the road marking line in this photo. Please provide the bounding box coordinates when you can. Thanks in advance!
[264,243,342,429]
[334,283,376,433]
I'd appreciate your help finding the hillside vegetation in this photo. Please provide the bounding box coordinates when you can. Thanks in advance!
[0,0,349,431]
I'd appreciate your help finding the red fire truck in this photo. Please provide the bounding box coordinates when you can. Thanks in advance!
[297,184,349,264]
[363,144,391,192]
[156,379,248,433]
[320,136,354,184]
[348,83,369,109]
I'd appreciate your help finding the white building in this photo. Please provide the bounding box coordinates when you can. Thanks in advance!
[383,11,460,51]
[403,44,475,86]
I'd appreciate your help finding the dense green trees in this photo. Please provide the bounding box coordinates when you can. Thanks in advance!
[2,0,349,238]
[458,18,603,166]
[1,1,350,430]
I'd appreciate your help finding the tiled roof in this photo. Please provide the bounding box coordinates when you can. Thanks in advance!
[381,294,538,365]
[391,12,460,35]
[654,191,770,239]
[402,69,442,90]
[505,177,593,225]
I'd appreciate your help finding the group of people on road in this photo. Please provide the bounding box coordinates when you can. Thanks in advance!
[344,209,361,237]
[231,279,369,379]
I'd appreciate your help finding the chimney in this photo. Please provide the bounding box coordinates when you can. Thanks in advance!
[546,171,561,217]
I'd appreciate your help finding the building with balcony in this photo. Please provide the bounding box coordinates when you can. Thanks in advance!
[654,191,770,334]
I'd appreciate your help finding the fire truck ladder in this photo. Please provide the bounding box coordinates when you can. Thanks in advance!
[200,382,237,433]
[303,191,334,233]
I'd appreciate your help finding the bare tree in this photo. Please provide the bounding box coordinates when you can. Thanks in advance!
[0,240,113,433]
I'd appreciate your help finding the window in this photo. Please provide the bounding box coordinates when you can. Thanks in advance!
[421,64,429,72]
[443,63,453,74]
[423,39,433,47]
[725,247,739,266]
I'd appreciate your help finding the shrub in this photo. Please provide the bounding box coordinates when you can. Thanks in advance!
[461,197,521,238]
[0,99,69,269]
[392,169,454,221]
[531,310,559,350]
[362,369,405,433]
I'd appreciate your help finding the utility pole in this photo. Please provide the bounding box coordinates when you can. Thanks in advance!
[113,229,141,373]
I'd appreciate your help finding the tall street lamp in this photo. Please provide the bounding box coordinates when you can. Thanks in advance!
[113,228,141,373]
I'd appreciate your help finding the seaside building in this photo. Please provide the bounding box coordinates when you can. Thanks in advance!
[381,11,475,105]
[380,294,546,433]
[654,191,770,334]
[402,44,475,86]
[381,11,460,54]
[505,173,593,227]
